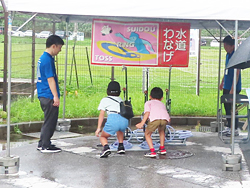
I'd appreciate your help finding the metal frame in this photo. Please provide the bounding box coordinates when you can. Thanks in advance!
[218,94,250,144]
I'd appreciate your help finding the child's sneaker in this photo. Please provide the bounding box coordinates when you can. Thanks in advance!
[158,147,167,155]
[100,147,111,158]
[117,146,125,154]
[144,151,157,158]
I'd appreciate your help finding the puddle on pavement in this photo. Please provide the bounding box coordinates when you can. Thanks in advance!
[0,125,196,152]
[0,125,96,152]
[0,133,37,151]
[70,126,96,135]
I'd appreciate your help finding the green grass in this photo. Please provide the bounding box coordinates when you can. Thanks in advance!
[0,36,92,78]
[1,35,250,123]
[9,89,219,124]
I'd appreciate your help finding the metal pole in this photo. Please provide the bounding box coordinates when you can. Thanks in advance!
[125,67,128,100]
[2,2,8,111]
[168,66,172,100]
[31,18,36,102]
[146,68,149,101]
[196,29,201,96]
[239,26,250,38]
[231,20,238,155]
[167,66,172,114]
[217,27,222,123]
[85,47,93,85]
[7,12,12,158]
[216,21,233,37]
[142,68,148,102]
[73,49,79,89]
[63,19,69,119]
[122,65,128,100]
[111,66,115,81]
[142,68,146,92]
[15,13,38,32]
[69,39,76,85]
[52,22,56,34]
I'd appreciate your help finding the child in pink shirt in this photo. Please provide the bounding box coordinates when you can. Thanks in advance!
[136,87,170,157]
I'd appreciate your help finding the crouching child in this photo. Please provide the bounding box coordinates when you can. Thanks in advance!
[95,81,129,158]
[136,87,171,158]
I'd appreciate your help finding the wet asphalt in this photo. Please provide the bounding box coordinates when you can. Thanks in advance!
[1,131,250,188]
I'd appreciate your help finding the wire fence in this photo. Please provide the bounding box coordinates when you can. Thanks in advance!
[1,29,250,110]
[55,41,235,96]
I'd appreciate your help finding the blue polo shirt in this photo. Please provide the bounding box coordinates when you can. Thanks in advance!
[36,52,60,99]
[224,51,241,92]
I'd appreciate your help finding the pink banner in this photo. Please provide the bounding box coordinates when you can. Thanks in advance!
[91,19,190,67]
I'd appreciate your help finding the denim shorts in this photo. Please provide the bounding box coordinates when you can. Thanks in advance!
[103,114,129,135]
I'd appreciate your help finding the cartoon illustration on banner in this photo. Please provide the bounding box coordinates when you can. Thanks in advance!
[91,19,190,67]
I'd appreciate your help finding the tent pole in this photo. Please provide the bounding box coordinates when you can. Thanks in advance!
[200,23,219,42]
[2,0,8,112]
[15,13,38,32]
[63,18,69,119]
[217,27,222,124]
[231,20,239,155]
[7,12,12,158]
[239,26,250,38]
[216,21,233,38]
[0,9,20,175]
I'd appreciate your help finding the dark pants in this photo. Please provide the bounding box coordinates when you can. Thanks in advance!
[38,97,59,148]
[223,89,240,130]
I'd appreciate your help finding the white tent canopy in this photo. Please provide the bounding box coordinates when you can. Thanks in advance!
[2,0,250,157]
[5,0,250,30]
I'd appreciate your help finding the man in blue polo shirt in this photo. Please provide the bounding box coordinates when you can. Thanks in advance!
[219,35,241,137]
[36,35,64,153]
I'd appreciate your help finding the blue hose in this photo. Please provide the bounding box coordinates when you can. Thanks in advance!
[126,127,133,142]
[165,124,176,142]
[112,127,133,142]
[132,129,145,142]
[175,130,193,139]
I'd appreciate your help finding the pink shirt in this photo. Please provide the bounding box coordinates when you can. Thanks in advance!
[144,99,170,122]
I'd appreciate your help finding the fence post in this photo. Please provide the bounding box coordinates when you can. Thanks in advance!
[31,18,36,102]
[196,30,201,96]
[111,66,115,81]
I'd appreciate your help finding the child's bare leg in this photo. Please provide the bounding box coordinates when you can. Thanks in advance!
[116,131,125,154]
[99,131,112,158]
[158,129,165,147]
[100,131,111,146]
[145,129,153,149]
[116,131,124,143]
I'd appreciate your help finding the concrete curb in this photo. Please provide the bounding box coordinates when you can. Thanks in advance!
[0,116,218,139]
